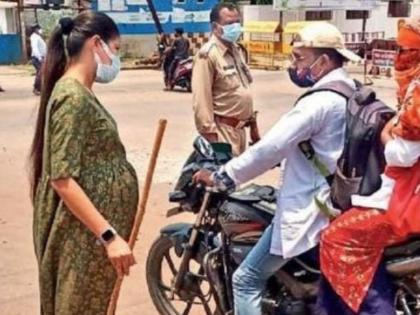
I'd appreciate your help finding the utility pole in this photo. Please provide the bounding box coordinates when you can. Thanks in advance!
[362,10,372,85]
[146,0,163,34]
[16,0,28,63]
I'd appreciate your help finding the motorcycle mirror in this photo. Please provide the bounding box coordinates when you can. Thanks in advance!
[210,142,232,163]
[193,136,215,160]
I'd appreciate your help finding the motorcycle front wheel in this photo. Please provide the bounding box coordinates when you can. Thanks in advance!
[146,235,222,315]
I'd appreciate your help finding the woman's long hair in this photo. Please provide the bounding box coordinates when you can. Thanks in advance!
[29,11,120,201]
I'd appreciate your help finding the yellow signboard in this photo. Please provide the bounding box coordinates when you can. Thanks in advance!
[243,21,283,69]
[246,41,275,54]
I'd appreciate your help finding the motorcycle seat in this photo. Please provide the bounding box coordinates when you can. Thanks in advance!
[384,236,420,258]
[227,194,261,203]
[228,184,277,203]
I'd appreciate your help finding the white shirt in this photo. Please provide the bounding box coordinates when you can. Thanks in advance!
[30,32,47,60]
[224,68,355,258]
[352,135,420,210]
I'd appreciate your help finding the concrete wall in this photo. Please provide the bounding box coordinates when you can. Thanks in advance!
[120,32,213,59]
[120,34,156,59]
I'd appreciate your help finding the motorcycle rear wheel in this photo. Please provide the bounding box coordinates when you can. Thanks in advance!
[146,235,221,315]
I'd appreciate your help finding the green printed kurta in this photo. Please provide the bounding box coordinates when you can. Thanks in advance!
[33,77,139,315]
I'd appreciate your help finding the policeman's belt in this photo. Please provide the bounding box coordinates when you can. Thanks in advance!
[215,114,253,129]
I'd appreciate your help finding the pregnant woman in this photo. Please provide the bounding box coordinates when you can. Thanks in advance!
[30,12,139,314]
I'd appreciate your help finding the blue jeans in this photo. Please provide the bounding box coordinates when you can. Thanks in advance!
[31,57,42,92]
[232,225,288,315]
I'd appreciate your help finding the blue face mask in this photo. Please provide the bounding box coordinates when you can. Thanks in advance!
[287,67,316,88]
[221,23,242,43]
[287,56,322,88]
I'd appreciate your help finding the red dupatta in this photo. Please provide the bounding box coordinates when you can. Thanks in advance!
[386,161,420,237]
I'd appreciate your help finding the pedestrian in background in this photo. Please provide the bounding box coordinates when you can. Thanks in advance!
[30,12,138,314]
[192,3,260,156]
[30,23,47,95]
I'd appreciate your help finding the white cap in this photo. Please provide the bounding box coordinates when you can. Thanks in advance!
[293,22,361,63]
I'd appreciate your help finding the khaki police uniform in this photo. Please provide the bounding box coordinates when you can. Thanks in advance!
[192,35,255,156]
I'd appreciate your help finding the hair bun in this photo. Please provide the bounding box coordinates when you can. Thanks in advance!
[59,17,74,35]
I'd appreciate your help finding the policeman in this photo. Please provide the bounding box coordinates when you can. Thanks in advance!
[192,3,260,156]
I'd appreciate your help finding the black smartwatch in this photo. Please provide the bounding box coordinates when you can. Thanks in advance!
[98,227,117,245]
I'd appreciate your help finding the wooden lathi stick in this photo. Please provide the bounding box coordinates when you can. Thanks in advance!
[107,119,168,315]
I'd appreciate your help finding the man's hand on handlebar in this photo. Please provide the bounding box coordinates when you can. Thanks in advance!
[192,169,215,187]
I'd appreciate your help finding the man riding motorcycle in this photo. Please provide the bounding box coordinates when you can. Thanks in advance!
[193,22,361,315]
[165,27,190,90]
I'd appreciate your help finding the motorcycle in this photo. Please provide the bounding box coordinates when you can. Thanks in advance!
[146,137,420,315]
[168,57,193,92]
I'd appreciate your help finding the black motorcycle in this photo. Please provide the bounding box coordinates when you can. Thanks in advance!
[146,137,420,315]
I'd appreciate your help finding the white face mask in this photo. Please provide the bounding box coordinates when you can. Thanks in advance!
[94,40,121,84]
[38,29,43,35]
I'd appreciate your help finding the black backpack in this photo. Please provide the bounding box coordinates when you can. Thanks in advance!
[298,81,395,211]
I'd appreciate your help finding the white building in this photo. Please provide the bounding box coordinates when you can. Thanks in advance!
[0,1,18,34]
[243,1,420,46]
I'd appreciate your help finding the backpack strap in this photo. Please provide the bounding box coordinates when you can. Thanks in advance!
[295,80,356,106]
[298,141,334,186]
[296,80,356,186]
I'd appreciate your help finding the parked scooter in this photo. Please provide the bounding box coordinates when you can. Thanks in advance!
[146,136,420,315]
[167,57,193,92]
